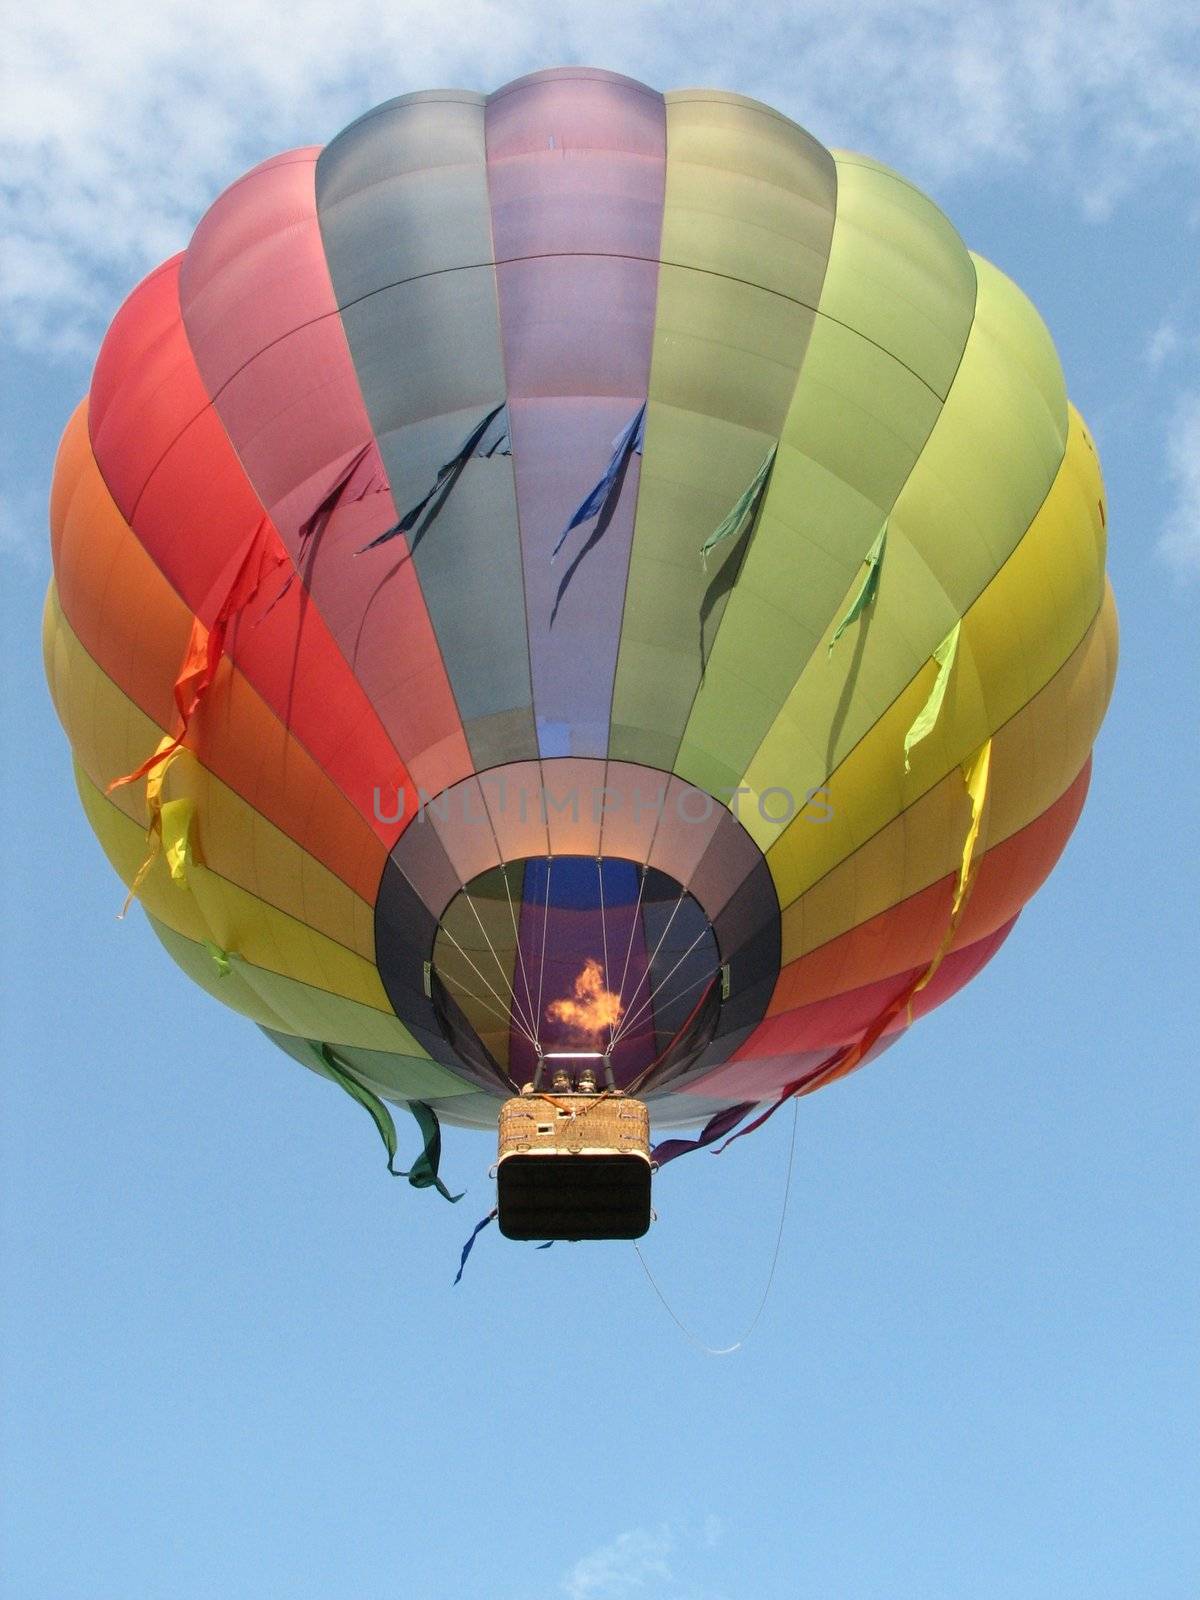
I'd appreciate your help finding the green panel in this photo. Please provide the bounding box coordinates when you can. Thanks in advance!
[675,153,978,795]
[262,1028,477,1106]
[608,92,837,770]
[149,916,475,1102]
[820,153,979,398]
[145,913,466,1076]
[736,252,1071,825]
[148,912,294,1029]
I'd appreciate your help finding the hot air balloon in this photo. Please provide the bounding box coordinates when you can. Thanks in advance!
[44,68,1117,1242]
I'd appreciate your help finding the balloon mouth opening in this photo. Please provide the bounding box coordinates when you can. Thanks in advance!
[429,855,722,1092]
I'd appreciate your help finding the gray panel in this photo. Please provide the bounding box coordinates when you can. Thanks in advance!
[316,95,538,769]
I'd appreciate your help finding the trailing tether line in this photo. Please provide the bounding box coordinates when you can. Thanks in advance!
[634,1100,798,1356]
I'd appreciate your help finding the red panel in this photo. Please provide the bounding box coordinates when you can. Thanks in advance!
[686,919,1016,1100]
[50,407,388,901]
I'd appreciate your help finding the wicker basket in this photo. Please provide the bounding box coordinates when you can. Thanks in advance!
[496,1093,651,1240]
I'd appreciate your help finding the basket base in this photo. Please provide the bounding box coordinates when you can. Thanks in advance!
[497,1152,651,1241]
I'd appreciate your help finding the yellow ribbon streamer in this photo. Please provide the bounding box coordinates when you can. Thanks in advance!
[160,798,195,887]
[116,737,198,916]
[117,737,178,918]
[906,736,993,1019]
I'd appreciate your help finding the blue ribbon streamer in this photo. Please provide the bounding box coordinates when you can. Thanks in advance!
[551,402,646,560]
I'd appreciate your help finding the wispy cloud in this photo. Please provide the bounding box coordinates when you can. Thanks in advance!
[3,1,1198,359]
[0,489,48,574]
[563,1526,675,1600]
[1158,391,1200,583]
[1145,322,1182,370]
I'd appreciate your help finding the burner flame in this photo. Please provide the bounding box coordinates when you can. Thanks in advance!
[545,958,623,1044]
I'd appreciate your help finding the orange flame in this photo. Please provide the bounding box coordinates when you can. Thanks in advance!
[546,958,623,1043]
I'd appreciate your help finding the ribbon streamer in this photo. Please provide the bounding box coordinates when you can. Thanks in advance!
[651,1100,758,1169]
[359,404,507,553]
[266,441,391,610]
[453,1207,497,1284]
[116,746,189,918]
[700,738,995,1158]
[109,516,286,798]
[551,402,646,561]
[701,444,777,570]
[310,1041,462,1202]
[828,522,887,654]
[903,621,961,771]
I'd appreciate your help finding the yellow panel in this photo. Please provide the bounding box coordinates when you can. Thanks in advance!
[72,760,430,1056]
[779,585,1117,964]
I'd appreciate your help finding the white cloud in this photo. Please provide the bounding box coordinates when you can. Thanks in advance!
[2,0,1198,357]
[563,1526,674,1600]
[1145,322,1182,369]
[1158,390,1200,582]
[0,489,48,573]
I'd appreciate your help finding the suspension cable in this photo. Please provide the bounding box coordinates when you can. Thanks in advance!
[437,967,529,1034]
[611,862,648,1028]
[534,855,553,1050]
[611,921,711,1050]
[461,886,539,1043]
[597,856,614,1049]
[499,861,540,1043]
[611,883,690,1042]
[438,925,540,1047]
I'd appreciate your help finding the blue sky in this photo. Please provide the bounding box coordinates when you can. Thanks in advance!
[2,5,1198,1598]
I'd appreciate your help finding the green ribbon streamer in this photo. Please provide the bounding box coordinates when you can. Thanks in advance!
[700,445,777,570]
[311,1041,462,1202]
[903,621,961,771]
[828,523,887,654]
[204,940,232,977]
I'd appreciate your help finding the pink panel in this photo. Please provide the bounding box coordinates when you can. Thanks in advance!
[177,148,473,797]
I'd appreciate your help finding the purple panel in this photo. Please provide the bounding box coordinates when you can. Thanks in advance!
[486,71,666,758]
[598,761,671,861]
[647,775,726,887]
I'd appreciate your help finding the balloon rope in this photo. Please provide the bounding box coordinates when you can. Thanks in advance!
[624,972,720,1100]
[438,925,539,1048]
[534,856,553,1051]
[609,884,689,1046]
[622,968,722,1093]
[598,857,614,1050]
[436,967,525,1034]
[611,923,711,1050]
[611,864,647,1037]
[501,861,540,1052]
[462,887,540,1044]
[634,1099,798,1356]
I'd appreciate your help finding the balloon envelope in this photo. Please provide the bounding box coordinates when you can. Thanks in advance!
[45,68,1116,1134]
